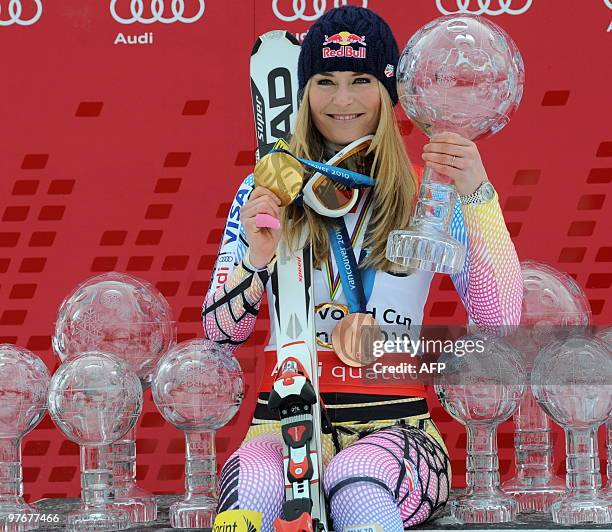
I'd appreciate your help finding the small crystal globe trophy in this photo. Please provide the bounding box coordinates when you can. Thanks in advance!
[596,327,612,495]
[152,339,243,528]
[531,335,612,525]
[503,261,591,512]
[387,15,524,274]
[0,345,50,532]
[47,351,143,531]
[435,337,526,523]
[53,272,175,522]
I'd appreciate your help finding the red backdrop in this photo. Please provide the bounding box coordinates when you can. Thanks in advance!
[0,0,610,501]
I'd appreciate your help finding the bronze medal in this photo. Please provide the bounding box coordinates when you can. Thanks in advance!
[331,312,383,368]
[254,151,304,206]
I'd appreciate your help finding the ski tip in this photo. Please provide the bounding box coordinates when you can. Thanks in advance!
[252,30,300,56]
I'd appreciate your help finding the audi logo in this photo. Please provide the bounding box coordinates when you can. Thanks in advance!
[436,0,533,16]
[110,0,205,25]
[272,0,368,22]
[605,0,612,9]
[0,0,43,26]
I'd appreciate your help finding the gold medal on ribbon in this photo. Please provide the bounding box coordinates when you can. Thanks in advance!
[331,312,382,368]
[254,151,304,206]
[315,302,349,349]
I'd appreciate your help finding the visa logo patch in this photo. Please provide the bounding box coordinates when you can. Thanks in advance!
[223,185,251,246]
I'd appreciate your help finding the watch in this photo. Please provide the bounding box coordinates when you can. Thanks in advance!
[460,180,496,205]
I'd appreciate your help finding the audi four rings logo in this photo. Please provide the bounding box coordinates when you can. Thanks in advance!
[0,0,43,26]
[272,0,368,22]
[436,0,533,16]
[605,0,612,9]
[110,0,205,25]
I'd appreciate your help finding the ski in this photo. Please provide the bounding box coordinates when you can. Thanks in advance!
[250,30,328,531]
[250,30,300,160]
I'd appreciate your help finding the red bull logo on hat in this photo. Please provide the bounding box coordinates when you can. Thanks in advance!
[322,31,367,59]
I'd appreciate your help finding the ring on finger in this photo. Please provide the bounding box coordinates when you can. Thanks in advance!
[450,155,458,168]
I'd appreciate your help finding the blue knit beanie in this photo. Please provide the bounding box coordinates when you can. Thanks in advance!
[298,6,399,105]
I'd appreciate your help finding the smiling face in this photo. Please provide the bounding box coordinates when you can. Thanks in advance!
[308,71,381,146]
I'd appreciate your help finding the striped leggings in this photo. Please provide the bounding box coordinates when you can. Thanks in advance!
[217,395,451,532]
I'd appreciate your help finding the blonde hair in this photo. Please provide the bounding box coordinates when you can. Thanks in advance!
[282,78,418,272]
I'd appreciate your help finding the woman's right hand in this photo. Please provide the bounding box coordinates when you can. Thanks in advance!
[240,186,282,268]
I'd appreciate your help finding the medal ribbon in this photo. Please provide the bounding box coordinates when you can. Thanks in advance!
[269,148,376,312]
[325,192,372,300]
[328,220,375,314]
[269,149,375,188]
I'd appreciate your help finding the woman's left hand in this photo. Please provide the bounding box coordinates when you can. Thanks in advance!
[422,131,488,196]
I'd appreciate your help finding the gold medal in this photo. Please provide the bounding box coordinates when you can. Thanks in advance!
[331,312,382,368]
[254,151,304,206]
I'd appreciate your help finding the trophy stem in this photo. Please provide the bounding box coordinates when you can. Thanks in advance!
[0,437,21,500]
[65,446,129,531]
[466,423,500,494]
[414,166,456,231]
[80,446,114,509]
[386,167,466,274]
[502,389,564,512]
[184,430,217,500]
[564,427,600,496]
[111,427,136,489]
[0,438,39,531]
[550,426,611,526]
[170,430,218,528]
[451,422,518,523]
[514,394,555,481]
[607,420,611,491]
[111,423,157,523]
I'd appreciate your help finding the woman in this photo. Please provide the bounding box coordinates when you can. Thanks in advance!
[202,6,522,531]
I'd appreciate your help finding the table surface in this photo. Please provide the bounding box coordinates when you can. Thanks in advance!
[30,493,611,531]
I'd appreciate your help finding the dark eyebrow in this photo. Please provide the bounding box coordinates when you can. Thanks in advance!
[317,72,368,77]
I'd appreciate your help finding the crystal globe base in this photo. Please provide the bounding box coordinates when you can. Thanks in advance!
[65,506,130,531]
[607,420,611,494]
[386,228,466,275]
[113,484,157,523]
[386,174,466,275]
[502,482,565,514]
[170,497,216,528]
[503,389,565,513]
[530,337,612,526]
[111,427,157,523]
[0,501,40,532]
[451,490,518,524]
[551,495,612,526]
[151,341,244,530]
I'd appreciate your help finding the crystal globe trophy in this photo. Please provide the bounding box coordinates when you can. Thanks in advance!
[531,335,612,525]
[597,327,612,494]
[53,272,175,522]
[387,15,524,274]
[503,261,591,512]
[47,351,142,531]
[0,345,50,532]
[435,337,526,523]
[152,339,244,528]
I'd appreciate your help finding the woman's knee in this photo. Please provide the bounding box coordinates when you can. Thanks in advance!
[323,426,450,528]
[217,434,285,531]
[324,446,404,531]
